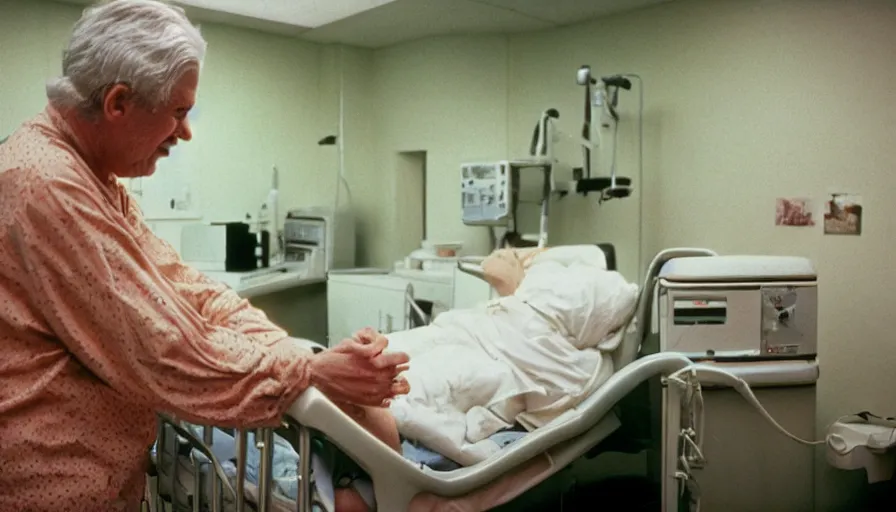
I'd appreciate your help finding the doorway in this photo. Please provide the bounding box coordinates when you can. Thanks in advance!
[395,151,427,257]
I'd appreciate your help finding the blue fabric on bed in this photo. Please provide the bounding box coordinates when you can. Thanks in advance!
[400,430,528,471]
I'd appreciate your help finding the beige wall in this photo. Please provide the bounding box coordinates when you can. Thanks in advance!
[0,0,76,132]
[371,35,512,258]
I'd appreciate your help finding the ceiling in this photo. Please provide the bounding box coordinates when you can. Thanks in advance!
[56,0,673,48]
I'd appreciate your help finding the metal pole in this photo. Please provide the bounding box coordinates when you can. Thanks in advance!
[203,426,221,512]
[257,429,275,510]
[538,164,551,248]
[155,419,166,512]
[236,430,248,512]
[297,425,313,512]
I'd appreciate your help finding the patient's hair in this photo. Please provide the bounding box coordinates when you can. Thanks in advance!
[500,231,538,249]
[46,0,207,114]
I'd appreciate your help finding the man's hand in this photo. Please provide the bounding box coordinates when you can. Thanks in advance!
[309,329,410,408]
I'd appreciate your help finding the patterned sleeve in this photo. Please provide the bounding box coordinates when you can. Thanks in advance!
[10,176,311,428]
[150,234,292,346]
[120,185,295,349]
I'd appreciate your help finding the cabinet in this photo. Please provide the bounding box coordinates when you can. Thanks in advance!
[326,267,500,345]
[326,272,412,347]
[391,269,454,314]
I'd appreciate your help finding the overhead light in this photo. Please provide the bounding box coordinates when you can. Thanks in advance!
[178,0,397,28]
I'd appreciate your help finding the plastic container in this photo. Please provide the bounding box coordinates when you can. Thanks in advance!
[422,240,464,258]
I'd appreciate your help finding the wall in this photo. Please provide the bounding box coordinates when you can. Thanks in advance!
[508,23,648,282]
[371,35,511,260]
[0,0,75,136]
[335,45,387,266]
[370,0,896,508]
[183,25,325,230]
[517,2,893,509]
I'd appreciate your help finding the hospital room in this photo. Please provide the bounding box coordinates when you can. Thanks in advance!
[1,0,895,510]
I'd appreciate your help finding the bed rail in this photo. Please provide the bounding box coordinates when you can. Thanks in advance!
[406,287,430,328]
[149,416,311,512]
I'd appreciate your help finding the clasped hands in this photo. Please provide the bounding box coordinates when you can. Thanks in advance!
[309,327,410,412]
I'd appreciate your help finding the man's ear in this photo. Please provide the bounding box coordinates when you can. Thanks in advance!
[102,83,134,120]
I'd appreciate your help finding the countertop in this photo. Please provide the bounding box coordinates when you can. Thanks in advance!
[203,265,325,299]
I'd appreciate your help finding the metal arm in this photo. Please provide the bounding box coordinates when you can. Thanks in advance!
[406,287,430,329]
[457,256,487,280]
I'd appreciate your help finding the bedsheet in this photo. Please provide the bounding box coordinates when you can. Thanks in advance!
[386,245,639,467]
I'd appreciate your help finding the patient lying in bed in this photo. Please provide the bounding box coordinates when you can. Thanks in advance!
[386,244,639,466]
[157,245,638,511]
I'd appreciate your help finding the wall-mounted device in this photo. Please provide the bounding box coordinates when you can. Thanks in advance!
[460,159,552,247]
[553,65,638,203]
[460,161,512,226]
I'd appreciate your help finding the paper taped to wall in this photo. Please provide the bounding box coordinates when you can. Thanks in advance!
[824,193,863,236]
[775,197,815,227]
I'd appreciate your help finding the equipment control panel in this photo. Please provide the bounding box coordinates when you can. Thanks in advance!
[460,161,512,225]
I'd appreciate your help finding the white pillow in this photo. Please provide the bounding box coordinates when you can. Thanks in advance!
[528,244,607,270]
[516,246,638,350]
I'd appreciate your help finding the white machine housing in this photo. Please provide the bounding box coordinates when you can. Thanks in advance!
[284,206,355,278]
[460,161,513,225]
[460,160,553,222]
[657,255,818,360]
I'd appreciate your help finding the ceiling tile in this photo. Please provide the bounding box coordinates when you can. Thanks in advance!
[302,0,553,48]
[53,0,397,28]
[473,0,673,25]
[180,0,398,28]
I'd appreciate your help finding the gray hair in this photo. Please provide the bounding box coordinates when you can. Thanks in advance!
[47,0,207,113]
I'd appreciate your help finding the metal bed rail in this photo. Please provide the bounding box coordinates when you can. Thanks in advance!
[147,415,311,512]
[145,285,432,512]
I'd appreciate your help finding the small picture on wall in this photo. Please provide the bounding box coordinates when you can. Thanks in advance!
[775,197,815,227]
[824,193,863,235]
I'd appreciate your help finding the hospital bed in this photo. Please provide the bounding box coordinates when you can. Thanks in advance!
[145,245,815,512]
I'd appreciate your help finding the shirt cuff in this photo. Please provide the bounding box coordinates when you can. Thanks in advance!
[267,340,316,425]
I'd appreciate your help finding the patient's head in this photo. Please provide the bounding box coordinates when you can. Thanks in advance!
[481,247,547,297]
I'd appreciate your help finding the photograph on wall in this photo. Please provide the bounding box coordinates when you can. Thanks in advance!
[824,193,863,235]
[775,197,815,227]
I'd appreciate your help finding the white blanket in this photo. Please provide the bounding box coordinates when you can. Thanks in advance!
[386,245,639,467]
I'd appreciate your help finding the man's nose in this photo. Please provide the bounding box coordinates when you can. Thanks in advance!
[178,117,193,142]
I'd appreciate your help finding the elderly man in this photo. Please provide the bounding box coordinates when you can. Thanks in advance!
[0,1,407,511]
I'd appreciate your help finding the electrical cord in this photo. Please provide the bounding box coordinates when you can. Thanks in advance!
[666,364,826,448]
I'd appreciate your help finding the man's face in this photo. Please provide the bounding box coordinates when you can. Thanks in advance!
[101,68,198,178]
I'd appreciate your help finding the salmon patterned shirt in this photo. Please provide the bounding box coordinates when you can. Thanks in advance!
[0,107,312,511]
